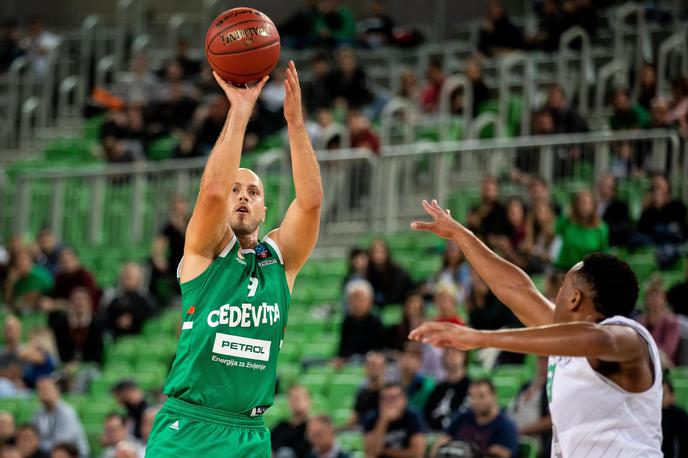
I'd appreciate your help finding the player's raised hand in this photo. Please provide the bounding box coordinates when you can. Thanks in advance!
[213,71,269,117]
[411,199,462,239]
[409,322,481,350]
[283,60,304,125]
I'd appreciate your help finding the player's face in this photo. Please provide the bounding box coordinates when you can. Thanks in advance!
[228,169,266,236]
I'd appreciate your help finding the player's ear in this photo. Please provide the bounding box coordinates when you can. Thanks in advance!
[569,288,583,311]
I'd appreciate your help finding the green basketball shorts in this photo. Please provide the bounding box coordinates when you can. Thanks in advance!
[145,397,271,458]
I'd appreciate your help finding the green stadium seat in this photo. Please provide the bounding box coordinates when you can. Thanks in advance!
[338,431,364,453]
[381,306,403,326]
[467,364,489,380]
[520,436,539,458]
[81,400,120,427]
[147,136,177,161]
[133,362,169,390]
[673,378,688,411]
[0,398,23,419]
[299,373,330,397]
[337,363,365,379]
[62,394,88,417]
[493,375,521,407]
[15,398,41,424]
[277,362,301,392]
[494,364,532,385]
[331,408,352,427]
[328,374,362,410]
[310,287,341,305]
[264,396,288,428]
[301,335,337,360]
[311,394,329,414]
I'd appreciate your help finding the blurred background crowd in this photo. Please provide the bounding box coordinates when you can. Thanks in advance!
[2,0,688,457]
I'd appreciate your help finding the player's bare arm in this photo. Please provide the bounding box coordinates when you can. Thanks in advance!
[411,199,554,327]
[180,73,269,283]
[409,321,653,392]
[267,61,323,290]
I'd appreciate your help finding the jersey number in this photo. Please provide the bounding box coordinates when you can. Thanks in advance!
[247,277,259,297]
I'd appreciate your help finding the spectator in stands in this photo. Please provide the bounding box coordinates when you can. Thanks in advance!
[363,382,426,458]
[4,249,54,312]
[609,88,651,130]
[433,379,519,458]
[0,411,15,446]
[150,65,200,133]
[52,247,100,309]
[489,197,529,268]
[553,190,608,271]
[596,173,631,247]
[527,0,566,52]
[466,269,520,331]
[104,263,154,339]
[48,287,104,366]
[419,57,445,113]
[306,415,349,458]
[33,377,89,457]
[424,349,470,431]
[347,110,380,153]
[114,53,160,105]
[20,15,59,78]
[635,173,687,266]
[111,380,148,440]
[386,293,425,351]
[398,70,420,105]
[1,446,22,458]
[357,0,394,49]
[313,0,356,48]
[639,278,681,366]
[366,239,414,307]
[477,0,525,57]
[279,0,319,49]
[150,194,188,307]
[303,53,334,113]
[667,76,688,125]
[0,316,56,393]
[637,64,658,111]
[523,198,556,273]
[508,357,552,457]
[338,279,385,358]
[330,48,373,110]
[351,352,387,426]
[544,85,588,134]
[101,413,144,458]
[169,38,200,80]
[272,385,311,458]
[343,247,369,290]
[0,18,22,73]
[667,262,688,317]
[565,0,599,39]
[193,95,229,154]
[661,380,688,458]
[171,130,203,159]
[649,97,676,130]
[433,282,464,326]
[35,228,63,276]
[398,343,435,413]
[465,56,491,116]
[525,176,559,214]
[50,443,79,458]
[139,407,158,451]
[312,108,344,150]
[15,424,48,458]
[468,176,509,242]
[426,241,470,301]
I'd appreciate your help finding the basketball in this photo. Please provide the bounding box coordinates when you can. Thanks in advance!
[205,7,281,84]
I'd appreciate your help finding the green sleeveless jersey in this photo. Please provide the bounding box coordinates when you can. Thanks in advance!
[163,234,290,416]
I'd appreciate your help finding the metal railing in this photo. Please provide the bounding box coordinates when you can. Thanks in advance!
[3,130,684,252]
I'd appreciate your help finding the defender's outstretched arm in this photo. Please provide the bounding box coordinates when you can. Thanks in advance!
[412,199,554,327]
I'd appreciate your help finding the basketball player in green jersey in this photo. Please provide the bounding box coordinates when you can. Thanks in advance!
[145,61,322,458]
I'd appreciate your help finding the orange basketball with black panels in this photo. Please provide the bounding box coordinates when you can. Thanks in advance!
[205,7,281,84]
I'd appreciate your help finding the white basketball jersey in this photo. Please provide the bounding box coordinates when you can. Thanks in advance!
[547,316,663,458]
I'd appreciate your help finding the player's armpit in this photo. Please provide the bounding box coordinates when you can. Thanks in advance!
[593,324,648,363]
[267,200,321,288]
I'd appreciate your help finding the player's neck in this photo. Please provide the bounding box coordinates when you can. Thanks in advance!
[236,232,259,250]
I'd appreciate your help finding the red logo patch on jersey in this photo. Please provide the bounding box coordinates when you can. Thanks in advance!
[188,305,196,314]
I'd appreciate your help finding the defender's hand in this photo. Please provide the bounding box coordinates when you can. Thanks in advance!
[283,60,304,125]
[411,199,462,239]
[409,322,482,350]
[213,72,269,117]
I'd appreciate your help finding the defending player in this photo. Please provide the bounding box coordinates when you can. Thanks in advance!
[145,61,322,458]
[409,200,662,457]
